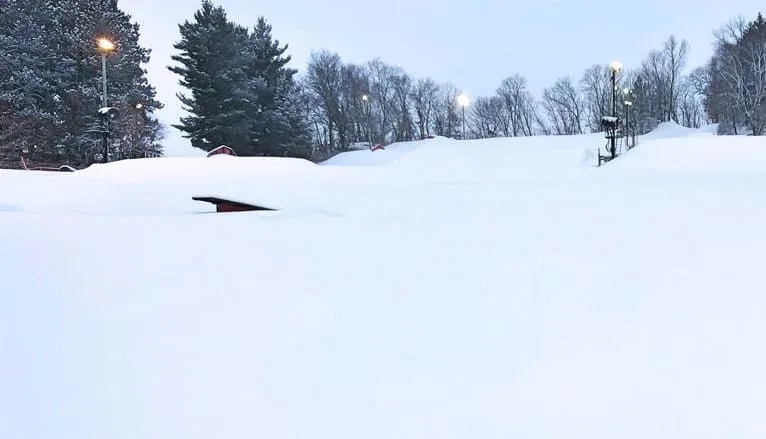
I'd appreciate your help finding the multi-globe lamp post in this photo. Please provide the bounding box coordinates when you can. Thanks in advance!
[609,61,622,119]
[608,60,622,157]
[622,87,633,144]
[623,87,633,148]
[457,93,470,139]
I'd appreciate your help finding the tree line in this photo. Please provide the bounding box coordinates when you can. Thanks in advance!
[1,0,763,168]
[0,0,163,169]
[700,13,766,135]
[173,2,764,161]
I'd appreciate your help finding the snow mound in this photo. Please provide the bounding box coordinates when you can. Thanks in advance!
[321,137,438,166]
[0,203,22,212]
[642,121,717,140]
[608,135,766,172]
[0,154,385,215]
[696,123,720,134]
[326,133,603,179]
[378,134,602,179]
[3,131,766,439]
[77,155,318,182]
[1,128,753,217]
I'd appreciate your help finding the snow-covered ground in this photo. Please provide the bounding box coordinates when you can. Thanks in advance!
[2,123,766,439]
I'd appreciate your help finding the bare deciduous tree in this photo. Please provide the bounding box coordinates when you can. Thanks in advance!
[579,64,611,132]
[678,77,706,128]
[639,49,668,125]
[410,78,439,139]
[306,50,343,152]
[663,35,690,122]
[469,96,505,138]
[432,83,460,138]
[391,72,414,141]
[541,77,584,135]
[706,13,766,135]
[367,59,398,142]
[496,74,538,136]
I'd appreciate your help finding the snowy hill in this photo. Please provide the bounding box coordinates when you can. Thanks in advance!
[2,126,766,439]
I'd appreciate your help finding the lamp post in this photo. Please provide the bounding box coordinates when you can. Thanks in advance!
[623,87,632,148]
[97,38,115,107]
[362,94,372,149]
[608,61,622,158]
[457,93,470,139]
[96,37,116,163]
[609,61,622,116]
[624,100,633,149]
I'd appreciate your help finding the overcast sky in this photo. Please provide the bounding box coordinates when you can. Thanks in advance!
[121,0,763,156]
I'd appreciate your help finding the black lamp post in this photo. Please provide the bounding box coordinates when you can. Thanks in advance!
[362,94,372,148]
[96,37,115,163]
[608,61,622,158]
[623,87,633,149]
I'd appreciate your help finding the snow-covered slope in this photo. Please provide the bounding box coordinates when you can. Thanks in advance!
[2,126,766,439]
[609,135,766,172]
[324,133,602,177]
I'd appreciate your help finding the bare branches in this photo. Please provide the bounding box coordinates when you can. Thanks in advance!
[713,16,749,46]
[664,35,690,122]
[410,78,439,139]
[541,77,583,135]
[496,74,538,136]
[705,13,766,134]
[579,64,610,132]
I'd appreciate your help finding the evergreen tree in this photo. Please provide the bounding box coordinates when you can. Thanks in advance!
[0,0,163,168]
[170,2,310,157]
[242,17,309,156]
[0,0,63,167]
[170,1,250,152]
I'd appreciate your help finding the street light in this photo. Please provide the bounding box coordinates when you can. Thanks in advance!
[457,93,470,139]
[609,61,622,117]
[623,86,634,148]
[96,37,116,163]
[97,38,115,52]
[96,37,115,107]
[361,94,372,149]
[622,87,631,145]
[607,61,622,158]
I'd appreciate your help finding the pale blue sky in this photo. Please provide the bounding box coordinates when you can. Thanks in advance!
[121,0,763,156]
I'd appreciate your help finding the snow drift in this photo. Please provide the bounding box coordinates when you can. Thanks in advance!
[2,125,766,439]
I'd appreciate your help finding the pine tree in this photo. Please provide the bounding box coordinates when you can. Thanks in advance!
[0,0,61,167]
[169,2,310,157]
[0,0,164,168]
[242,17,309,156]
[170,1,251,152]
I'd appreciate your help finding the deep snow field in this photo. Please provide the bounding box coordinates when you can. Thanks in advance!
[2,123,766,439]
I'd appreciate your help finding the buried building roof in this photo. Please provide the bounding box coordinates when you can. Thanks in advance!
[207,145,237,157]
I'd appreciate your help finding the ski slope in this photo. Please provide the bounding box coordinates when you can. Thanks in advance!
[2,123,766,439]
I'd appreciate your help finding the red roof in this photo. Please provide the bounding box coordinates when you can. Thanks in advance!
[207,145,237,157]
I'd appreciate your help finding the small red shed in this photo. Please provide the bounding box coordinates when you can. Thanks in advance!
[207,145,237,157]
